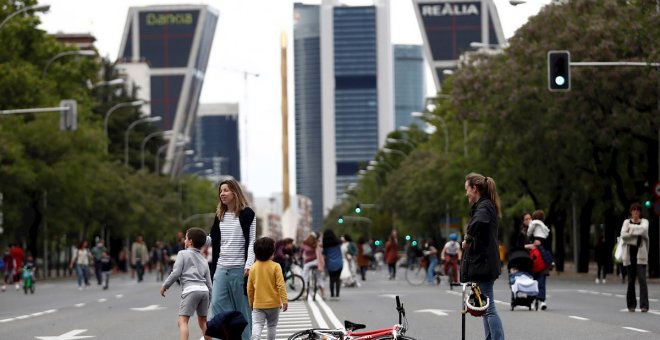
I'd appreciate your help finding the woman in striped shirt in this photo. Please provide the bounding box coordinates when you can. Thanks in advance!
[209,179,256,340]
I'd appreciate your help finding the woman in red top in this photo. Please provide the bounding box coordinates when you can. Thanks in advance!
[384,232,399,280]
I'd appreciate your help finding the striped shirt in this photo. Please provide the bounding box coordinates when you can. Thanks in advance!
[218,212,256,270]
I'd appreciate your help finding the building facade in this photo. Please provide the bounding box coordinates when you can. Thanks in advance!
[190,103,241,180]
[118,5,218,175]
[294,0,393,230]
[393,44,425,128]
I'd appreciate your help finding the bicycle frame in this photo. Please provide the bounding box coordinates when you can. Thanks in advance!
[309,324,403,339]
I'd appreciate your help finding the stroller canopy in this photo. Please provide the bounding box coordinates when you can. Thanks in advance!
[508,250,532,273]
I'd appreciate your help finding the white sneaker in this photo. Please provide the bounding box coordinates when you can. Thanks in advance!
[602,279,606,284]
[1,284,6,291]
[78,286,83,291]
[15,283,19,290]
[541,302,547,310]
[595,278,600,284]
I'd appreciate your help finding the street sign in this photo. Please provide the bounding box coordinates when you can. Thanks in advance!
[653,199,660,217]
[653,181,660,198]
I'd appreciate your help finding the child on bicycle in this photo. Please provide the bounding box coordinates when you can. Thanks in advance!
[160,227,212,340]
[248,237,288,340]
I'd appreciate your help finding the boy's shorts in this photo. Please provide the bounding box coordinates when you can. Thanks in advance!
[179,291,209,317]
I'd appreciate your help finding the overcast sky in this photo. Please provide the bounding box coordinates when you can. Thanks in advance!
[38,0,550,198]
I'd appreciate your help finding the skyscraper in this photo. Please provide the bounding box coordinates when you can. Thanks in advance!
[118,5,218,175]
[394,45,425,128]
[191,103,241,180]
[294,0,393,229]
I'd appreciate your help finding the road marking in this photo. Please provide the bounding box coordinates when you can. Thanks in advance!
[378,294,399,299]
[75,303,85,307]
[16,315,31,320]
[130,304,165,311]
[414,309,450,316]
[35,329,95,339]
[601,293,612,296]
[615,294,625,298]
[306,294,328,329]
[115,294,123,299]
[568,316,589,321]
[0,318,15,323]
[97,298,107,303]
[316,298,343,328]
[622,327,649,333]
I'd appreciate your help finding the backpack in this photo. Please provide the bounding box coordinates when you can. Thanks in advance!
[206,310,248,339]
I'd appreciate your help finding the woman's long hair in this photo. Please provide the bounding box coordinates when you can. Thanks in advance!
[216,179,250,221]
[465,172,501,217]
[322,229,341,248]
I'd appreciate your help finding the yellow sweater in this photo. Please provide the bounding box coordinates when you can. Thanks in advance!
[247,260,288,309]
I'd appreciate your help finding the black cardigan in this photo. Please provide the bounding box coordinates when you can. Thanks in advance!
[209,207,255,280]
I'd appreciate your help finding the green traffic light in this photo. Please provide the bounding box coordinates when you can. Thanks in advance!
[412,240,417,246]
[355,207,361,214]
[554,76,565,86]
[405,235,411,241]
[644,200,652,209]
[338,216,344,224]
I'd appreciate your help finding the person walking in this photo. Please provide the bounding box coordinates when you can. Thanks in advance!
[91,239,107,286]
[423,239,438,285]
[322,229,343,300]
[525,210,551,310]
[357,237,370,281]
[100,250,113,290]
[620,202,650,313]
[131,235,149,282]
[384,232,399,280]
[340,235,358,287]
[461,172,505,340]
[247,237,288,340]
[209,179,256,340]
[2,246,16,292]
[69,241,92,290]
[594,236,608,284]
[161,227,213,340]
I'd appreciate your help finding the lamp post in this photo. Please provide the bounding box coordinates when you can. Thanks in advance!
[41,50,96,79]
[155,141,185,175]
[90,78,124,89]
[386,137,415,149]
[141,130,172,170]
[0,4,50,30]
[411,112,449,155]
[178,161,203,221]
[104,100,145,153]
[124,116,161,167]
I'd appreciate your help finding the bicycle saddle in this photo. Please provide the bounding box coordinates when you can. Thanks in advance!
[344,320,366,331]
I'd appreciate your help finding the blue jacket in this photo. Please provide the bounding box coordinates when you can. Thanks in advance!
[323,245,343,272]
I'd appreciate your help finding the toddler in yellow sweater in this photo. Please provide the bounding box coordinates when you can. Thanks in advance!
[247,237,288,340]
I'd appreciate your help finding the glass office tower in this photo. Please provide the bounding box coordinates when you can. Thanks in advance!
[394,44,425,128]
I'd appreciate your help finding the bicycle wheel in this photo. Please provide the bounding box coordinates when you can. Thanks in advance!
[288,328,332,340]
[405,260,427,286]
[286,273,305,301]
[373,335,417,340]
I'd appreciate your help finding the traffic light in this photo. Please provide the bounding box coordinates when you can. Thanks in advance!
[59,99,77,131]
[405,235,411,241]
[374,240,381,246]
[337,216,344,224]
[355,203,361,214]
[412,240,418,246]
[644,199,652,209]
[547,50,571,91]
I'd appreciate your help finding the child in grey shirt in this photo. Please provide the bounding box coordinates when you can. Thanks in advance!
[161,227,213,340]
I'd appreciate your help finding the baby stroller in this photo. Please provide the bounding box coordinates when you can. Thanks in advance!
[507,250,539,311]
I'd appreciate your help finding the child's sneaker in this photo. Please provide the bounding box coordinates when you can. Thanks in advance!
[541,302,547,310]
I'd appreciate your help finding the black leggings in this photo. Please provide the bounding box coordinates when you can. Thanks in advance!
[328,269,342,297]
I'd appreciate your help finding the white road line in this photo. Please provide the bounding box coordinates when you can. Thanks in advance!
[15,315,30,320]
[0,318,15,323]
[31,312,45,317]
[316,298,343,329]
[622,327,649,333]
[115,294,123,299]
[601,293,612,296]
[306,294,328,329]
[75,303,85,307]
[98,298,107,303]
[568,316,589,321]
[615,294,625,298]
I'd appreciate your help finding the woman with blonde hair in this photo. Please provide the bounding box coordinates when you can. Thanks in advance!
[208,179,256,340]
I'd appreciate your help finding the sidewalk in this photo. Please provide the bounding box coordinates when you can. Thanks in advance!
[547,261,660,284]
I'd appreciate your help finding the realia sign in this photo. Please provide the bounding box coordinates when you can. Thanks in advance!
[412,0,506,89]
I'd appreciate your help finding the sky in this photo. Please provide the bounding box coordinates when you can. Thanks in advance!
[38,0,551,198]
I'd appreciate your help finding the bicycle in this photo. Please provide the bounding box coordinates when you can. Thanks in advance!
[284,258,305,302]
[22,266,35,294]
[405,255,441,286]
[287,295,416,340]
[307,265,320,301]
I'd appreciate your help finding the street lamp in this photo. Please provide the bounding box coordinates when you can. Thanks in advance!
[386,137,415,149]
[0,4,50,31]
[90,78,124,89]
[411,112,449,155]
[124,116,161,166]
[104,100,145,153]
[382,148,407,157]
[155,140,186,175]
[140,130,172,170]
[469,42,507,49]
[41,50,96,79]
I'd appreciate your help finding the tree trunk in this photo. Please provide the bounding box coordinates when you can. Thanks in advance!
[578,198,594,273]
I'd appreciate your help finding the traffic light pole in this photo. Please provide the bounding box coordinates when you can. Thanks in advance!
[0,101,77,131]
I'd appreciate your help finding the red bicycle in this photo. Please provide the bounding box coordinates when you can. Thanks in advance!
[287,296,416,340]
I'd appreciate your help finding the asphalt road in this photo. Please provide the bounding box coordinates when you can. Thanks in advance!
[1,269,659,339]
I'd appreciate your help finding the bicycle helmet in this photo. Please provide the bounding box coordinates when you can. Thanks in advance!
[465,291,490,317]
[449,233,458,241]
